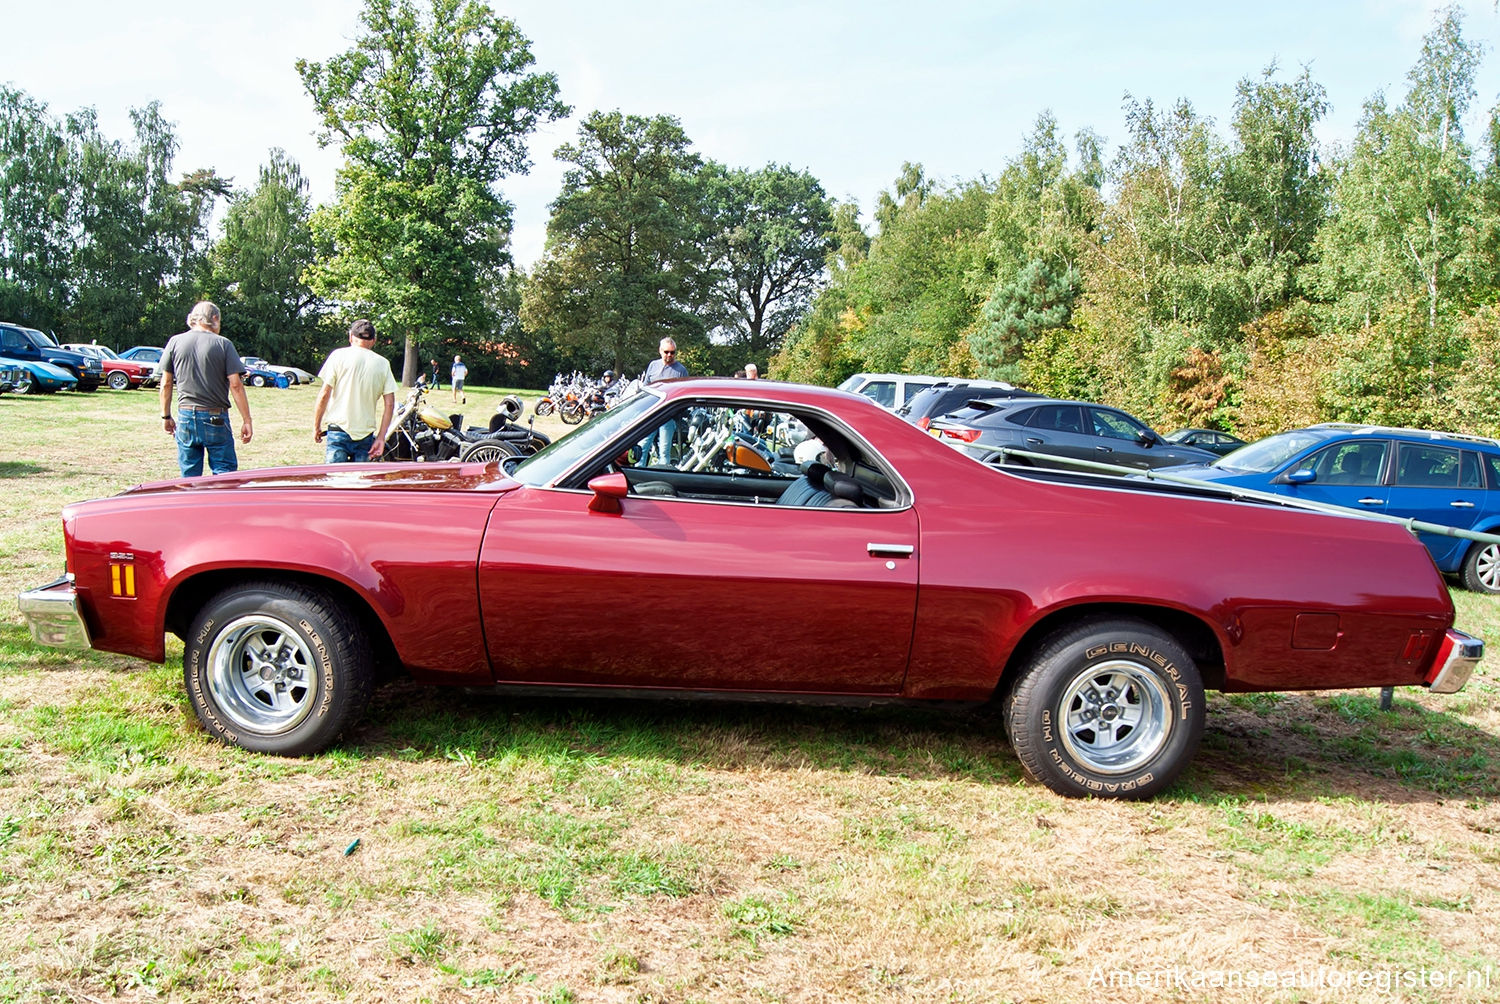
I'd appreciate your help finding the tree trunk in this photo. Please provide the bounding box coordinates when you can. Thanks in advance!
[402,334,420,387]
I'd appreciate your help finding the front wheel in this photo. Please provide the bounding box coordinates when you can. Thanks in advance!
[184,581,374,755]
[1461,542,1500,594]
[560,401,584,424]
[534,398,555,417]
[1004,617,1204,799]
[106,370,130,390]
[250,374,267,387]
[14,370,34,394]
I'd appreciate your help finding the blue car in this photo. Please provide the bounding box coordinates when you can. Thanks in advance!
[0,355,79,394]
[1161,423,1500,593]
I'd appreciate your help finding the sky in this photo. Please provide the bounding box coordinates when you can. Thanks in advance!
[7,0,1500,270]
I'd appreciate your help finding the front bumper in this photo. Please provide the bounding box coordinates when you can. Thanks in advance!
[17,573,92,649]
[1426,628,1483,694]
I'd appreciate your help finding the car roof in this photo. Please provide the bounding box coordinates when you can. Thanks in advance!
[1306,422,1500,449]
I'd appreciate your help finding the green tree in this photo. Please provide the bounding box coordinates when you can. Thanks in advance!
[204,149,329,367]
[700,163,834,366]
[521,110,711,377]
[299,0,567,383]
[1219,65,1330,315]
[0,87,75,327]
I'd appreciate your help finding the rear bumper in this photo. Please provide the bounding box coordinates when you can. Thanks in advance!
[1426,628,1483,694]
[17,574,92,649]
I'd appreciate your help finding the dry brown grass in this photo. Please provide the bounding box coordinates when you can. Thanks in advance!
[2,383,1499,1002]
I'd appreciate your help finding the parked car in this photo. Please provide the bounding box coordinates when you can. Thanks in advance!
[836,372,947,411]
[1160,423,1500,594]
[897,379,1041,430]
[0,355,79,394]
[240,362,283,387]
[930,398,1219,470]
[0,323,103,391]
[1164,428,1247,456]
[61,343,156,389]
[119,346,163,365]
[0,362,25,393]
[242,356,316,386]
[19,380,1481,800]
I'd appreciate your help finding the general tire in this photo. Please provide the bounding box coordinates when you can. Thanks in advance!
[1461,542,1500,594]
[184,581,374,755]
[1005,617,1204,799]
[106,370,130,390]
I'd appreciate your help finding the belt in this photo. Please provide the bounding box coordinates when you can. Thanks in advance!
[181,406,228,413]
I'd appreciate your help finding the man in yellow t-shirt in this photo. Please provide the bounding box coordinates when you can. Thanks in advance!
[313,319,399,462]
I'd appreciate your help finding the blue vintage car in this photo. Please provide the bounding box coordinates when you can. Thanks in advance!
[1160,423,1500,593]
[0,355,79,394]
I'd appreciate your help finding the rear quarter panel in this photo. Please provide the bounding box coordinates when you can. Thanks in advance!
[859,418,1456,698]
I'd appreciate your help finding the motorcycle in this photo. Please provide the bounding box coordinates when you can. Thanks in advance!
[381,383,549,463]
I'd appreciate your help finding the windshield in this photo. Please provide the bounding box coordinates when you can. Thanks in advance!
[509,389,661,487]
[26,327,59,347]
[835,375,863,392]
[1214,430,1325,472]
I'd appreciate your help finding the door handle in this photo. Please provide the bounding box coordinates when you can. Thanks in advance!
[1450,500,1476,508]
[867,543,914,558]
[1095,446,1113,453]
[1025,437,1042,446]
[1357,498,1385,506]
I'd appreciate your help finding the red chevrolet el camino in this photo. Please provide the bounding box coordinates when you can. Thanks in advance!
[20,379,1482,798]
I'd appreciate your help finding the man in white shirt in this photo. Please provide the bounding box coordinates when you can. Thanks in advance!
[313,319,398,462]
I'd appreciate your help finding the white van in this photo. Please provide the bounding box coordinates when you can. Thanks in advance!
[835,373,947,411]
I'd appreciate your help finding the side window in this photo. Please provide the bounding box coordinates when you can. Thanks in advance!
[0,326,22,351]
[1025,405,1082,433]
[1308,441,1388,485]
[1396,443,1462,487]
[1461,451,1482,489]
[858,381,895,409]
[633,405,801,480]
[1090,408,1147,441]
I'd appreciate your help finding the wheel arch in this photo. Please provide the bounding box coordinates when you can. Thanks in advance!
[997,602,1226,701]
[164,568,404,683]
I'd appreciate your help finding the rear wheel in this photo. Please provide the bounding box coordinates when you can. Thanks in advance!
[106,370,130,390]
[184,581,374,755]
[1005,617,1204,799]
[250,374,268,387]
[1461,542,1500,594]
[459,439,521,464]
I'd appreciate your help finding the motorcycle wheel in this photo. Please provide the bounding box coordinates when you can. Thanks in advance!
[535,398,556,417]
[460,439,521,464]
[560,402,584,425]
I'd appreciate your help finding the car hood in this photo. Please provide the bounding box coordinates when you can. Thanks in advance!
[118,463,524,497]
[0,355,73,379]
[1152,462,1264,484]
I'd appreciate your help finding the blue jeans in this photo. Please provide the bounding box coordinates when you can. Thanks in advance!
[324,427,375,463]
[176,409,237,477]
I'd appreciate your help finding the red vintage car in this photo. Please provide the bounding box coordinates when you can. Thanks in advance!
[19,379,1482,798]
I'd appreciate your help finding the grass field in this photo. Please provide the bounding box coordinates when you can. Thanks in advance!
[1,383,1499,1003]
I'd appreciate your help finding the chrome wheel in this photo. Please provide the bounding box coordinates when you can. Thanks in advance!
[106,370,130,390]
[205,614,319,736]
[1058,660,1173,774]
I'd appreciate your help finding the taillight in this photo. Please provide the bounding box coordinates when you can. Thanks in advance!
[940,427,982,442]
[916,417,931,430]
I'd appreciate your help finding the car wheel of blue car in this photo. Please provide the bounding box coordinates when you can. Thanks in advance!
[1005,617,1205,799]
[1461,543,1500,594]
[185,581,375,755]
[14,371,34,394]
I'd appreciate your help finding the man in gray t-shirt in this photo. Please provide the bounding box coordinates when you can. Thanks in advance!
[159,301,254,476]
